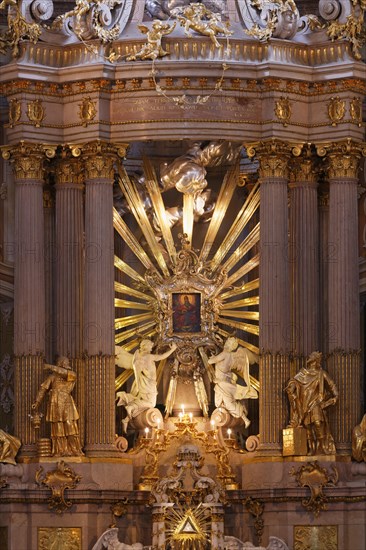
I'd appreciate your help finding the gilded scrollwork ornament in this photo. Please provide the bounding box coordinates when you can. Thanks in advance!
[290,461,338,517]
[26,99,45,127]
[327,96,345,126]
[327,1,366,60]
[35,460,81,513]
[0,2,41,58]
[244,0,299,41]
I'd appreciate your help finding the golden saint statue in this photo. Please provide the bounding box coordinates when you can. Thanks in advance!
[32,357,83,457]
[285,351,338,455]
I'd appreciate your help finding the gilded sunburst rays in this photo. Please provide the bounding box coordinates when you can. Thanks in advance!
[164,504,211,550]
[113,152,260,361]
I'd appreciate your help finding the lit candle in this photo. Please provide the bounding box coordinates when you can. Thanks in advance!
[189,413,193,421]
[210,420,215,430]
[145,427,149,438]
[156,419,161,430]
[227,428,232,439]
[181,404,185,415]
[179,412,183,420]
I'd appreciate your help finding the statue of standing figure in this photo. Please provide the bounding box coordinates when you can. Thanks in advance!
[285,351,338,455]
[207,337,258,428]
[116,340,177,432]
[32,357,83,457]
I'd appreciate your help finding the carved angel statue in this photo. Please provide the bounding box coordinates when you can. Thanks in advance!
[171,2,233,48]
[126,20,176,61]
[92,528,144,550]
[206,337,259,428]
[116,340,177,432]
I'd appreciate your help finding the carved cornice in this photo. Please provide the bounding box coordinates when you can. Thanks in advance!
[1,142,56,182]
[316,140,366,181]
[245,139,302,181]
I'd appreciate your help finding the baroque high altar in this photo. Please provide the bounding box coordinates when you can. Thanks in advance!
[0,0,366,549]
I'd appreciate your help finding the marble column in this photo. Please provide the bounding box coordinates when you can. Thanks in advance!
[55,156,85,446]
[3,142,55,456]
[289,153,319,371]
[83,141,126,457]
[246,140,293,454]
[325,140,366,454]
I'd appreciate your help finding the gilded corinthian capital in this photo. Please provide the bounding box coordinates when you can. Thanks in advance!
[55,158,83,186]
[1,141,56,181]
[245,139,302,180]
[289,147,319,185]
[82,141,128,181]
[317,139,366,181]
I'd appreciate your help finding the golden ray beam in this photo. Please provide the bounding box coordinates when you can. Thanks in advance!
[115,369,133,391]
[216,328,259,355]
[117,165,170,276]
[115,298,151,310]
[115,282,152,301]
[115,312,154,330]
[222,223,260,273]
[115,321,156,344]
[225,254,260,287]
[217,316,259,336]
[123,330,157,351]
[183,194,194,248]
[210,183,260,272]
[221,296,259,309]
[200,166,238,262]
[114,255,145,283]
[113,207,156,270]
[220,310,259,320]
[156,358,167,386]
[220,278,259,300]
[143,157,177,262]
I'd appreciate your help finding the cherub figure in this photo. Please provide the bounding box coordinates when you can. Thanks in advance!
[116,340,177,432]
[126,20,176,61]
[207,337,258,428]
[171,3,232,49]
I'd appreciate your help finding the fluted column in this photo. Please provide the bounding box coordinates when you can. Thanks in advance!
[325,140,366,453]
[246,140,294,454]
[55,156,85,446]
[289,153,319,370]
[2,142,56,456]
[43,184,55,363]
[83,141,127,457]
[318,189,329,356]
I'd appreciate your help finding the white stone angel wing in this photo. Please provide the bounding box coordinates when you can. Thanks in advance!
[232,346,259,399]
[115,345,134,370]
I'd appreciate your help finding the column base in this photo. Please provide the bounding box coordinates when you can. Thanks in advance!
[84,444,123,458]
